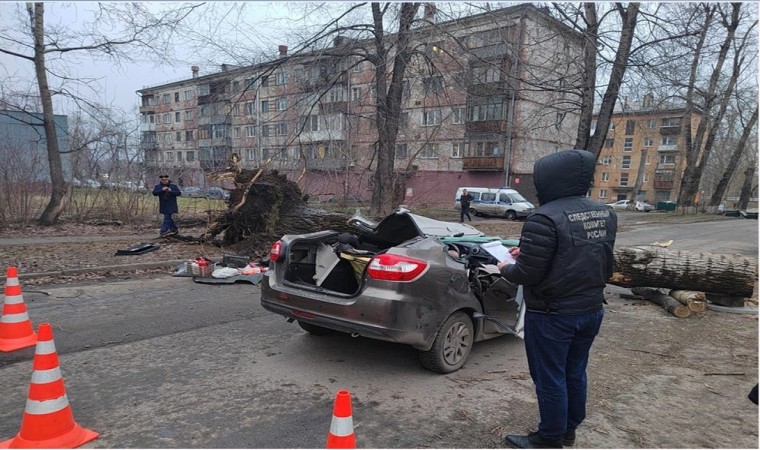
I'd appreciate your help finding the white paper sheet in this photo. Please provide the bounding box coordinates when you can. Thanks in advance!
[480,240,516,264]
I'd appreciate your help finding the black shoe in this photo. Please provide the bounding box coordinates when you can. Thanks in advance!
[504,432,562,449]
[167,229,178,236]
[563,430,575,447]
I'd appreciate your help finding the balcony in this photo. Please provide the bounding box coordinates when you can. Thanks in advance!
[657,163,676,170]
[139,105,156,114]
[319,102,349,115]
[653,180,674,189]
[466,81,514,98]
[462,156,504,171]
[658,144,678,152]
[469,43,509,60]
[465,120,505,133]
[305,157,349,171]
[659,126,681,135]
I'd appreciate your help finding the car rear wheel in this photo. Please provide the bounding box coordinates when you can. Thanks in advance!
[297,320,334,335]
[419,311,473,373]
[469,208,478,217]
[505,210,517,221]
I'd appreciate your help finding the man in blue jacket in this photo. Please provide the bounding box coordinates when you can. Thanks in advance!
[498,149,617,448]
[152,174,182,237]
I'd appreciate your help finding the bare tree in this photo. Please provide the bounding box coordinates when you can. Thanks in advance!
[708,106,757,208]
[0,2,201,225]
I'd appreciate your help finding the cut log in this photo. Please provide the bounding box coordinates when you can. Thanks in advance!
[668,290,707,312]
[611,246,757,298]
[631,287,691,318]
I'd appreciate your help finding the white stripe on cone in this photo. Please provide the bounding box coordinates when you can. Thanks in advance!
[4,277,19,286]
[30,367,63,384]
[329,415,354,437]
[35,340,56,355]
[0,312,30,323]
[25,395,70,415]
[3,294,24,304]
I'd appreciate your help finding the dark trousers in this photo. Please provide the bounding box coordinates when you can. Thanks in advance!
[460,207,472,222]
[524,309,604,440]
[161,214,178,233]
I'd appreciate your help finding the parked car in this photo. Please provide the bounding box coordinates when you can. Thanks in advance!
[260,208,526,373]
[206,187,230,200]
[635,201,655,212]
[454,187,535,220]
[606,199,654,212]
[73,178,101,189]
[183,186,207,198]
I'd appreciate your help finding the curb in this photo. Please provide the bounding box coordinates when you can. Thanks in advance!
[2,260,187,282]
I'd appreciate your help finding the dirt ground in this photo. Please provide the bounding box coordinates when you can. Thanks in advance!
[0,216,758,448]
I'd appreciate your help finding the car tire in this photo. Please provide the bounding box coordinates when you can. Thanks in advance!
[505,210,517,221]
[297,320,334,335]
[419,311,473,374]
[469,208,478,217]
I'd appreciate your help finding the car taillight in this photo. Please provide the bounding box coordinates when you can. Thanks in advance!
[270,240,284,262]
[366,253,428,282]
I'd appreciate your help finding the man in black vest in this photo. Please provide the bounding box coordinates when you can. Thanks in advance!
[498,149,617,448]
[459,189,473,222]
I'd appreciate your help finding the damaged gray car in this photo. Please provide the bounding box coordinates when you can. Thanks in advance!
[260,208,526,373]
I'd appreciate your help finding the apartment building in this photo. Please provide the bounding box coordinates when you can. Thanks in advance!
[590,97,701,205]
[137,4,584,206]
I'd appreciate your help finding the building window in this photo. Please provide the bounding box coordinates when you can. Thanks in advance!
[247,148,257,161]
[604,139,614,148]
[177,151,183,161]
[244,77,256,90]
[261,100,269,113]
[472,65,500,84]
[232,80,240,93]
[601,172,610,181]
[420,143,438,159]
[185,110,193,121]
[175,132,182,142]
[423,75,444,94]
[452,107,464,124]
[275,71,289,85]
[451,142,463,158]
[175,112,181,123]
[620,173,629,186]
[643,174,648,183]
[661,117,681,127]
[246,126,256,137]
[660,136,677,147]
[622,155,631,169]
[162,94,171,104]
[212,126,226,139]
[352,87,362,101]
[261,75,269,88]
[602,155,612,165]
[149,115,155,124]
[469,101,503,121]
[197,84,209,96]
[623,138,633,152]
[197,128,209,139]
[647,118,655,128]
[599,189,608,199]
[261,125,269,137]
[245,102,255,115]
[275,97,289,111]
[234,127,241,139]
[646,154,651,164]
[163,113,171,124]
[469,141,500,157]
[186,151,195,161]
[395,143,408,159]
[625,120,636,135]
[165,151,174,161]
[199,105,209,117]
[174,92,180,103]
[328,88,345,103]
[185,130,194,141]
[422,109,442,126]
[644,137,653,147]
[659,154,676,164]
[274,122,287,135]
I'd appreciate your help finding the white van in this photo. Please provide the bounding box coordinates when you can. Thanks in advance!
[454,187,535,220]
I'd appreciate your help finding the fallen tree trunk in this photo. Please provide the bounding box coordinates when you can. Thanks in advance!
[631,287,691,318]
[669,290,707,312]
[610,246,757,297]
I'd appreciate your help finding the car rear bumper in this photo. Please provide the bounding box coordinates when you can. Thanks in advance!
[260,274,435,350]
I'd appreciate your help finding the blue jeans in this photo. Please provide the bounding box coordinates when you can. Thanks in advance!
[161,214,178,233]
[524,309,604,440]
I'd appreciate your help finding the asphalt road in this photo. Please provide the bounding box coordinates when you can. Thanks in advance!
[0,218,756,448]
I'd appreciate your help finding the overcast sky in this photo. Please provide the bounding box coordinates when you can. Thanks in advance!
[0,1,303,116]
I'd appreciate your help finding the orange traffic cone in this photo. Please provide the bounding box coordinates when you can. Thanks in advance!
[0,266,37,352]
[0,323,99,449]
[326,390,356,449]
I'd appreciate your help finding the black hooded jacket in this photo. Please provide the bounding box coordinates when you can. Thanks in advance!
[500,150,617,314]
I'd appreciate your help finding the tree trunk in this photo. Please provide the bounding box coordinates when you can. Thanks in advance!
[587,3,639,160]
[738,165,756,211]
[668,290,707,312]
[629,147,648,202]
[30,3,68,225]
[610,246,757,297]
[573,3,598,150]
[631,287,691,318]
[708,108,758,207]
